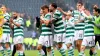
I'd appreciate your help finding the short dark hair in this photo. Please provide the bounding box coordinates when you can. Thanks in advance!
[77,2,83,5]
[94,8,100,13]
[13,11,19,13]
[1,5,7,8]
[41,5,49,10]
[51,3,57,9]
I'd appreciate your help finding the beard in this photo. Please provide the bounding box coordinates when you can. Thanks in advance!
[13,16,17,19]
[49,9,53,12]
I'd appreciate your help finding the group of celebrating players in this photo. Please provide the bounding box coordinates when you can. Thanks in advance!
[0,1,100,56]
[0,5,25,56]
[37,2,100,56]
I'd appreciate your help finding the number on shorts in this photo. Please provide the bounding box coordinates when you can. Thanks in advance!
[46,41,48,46]
[89,41,94,45]
[58,36,61,41]
[79,34,82,38]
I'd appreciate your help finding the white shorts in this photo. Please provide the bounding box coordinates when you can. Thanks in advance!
[74,30,84,40]
[54,33,65,43]
[38,35,53,47]
[2,34,10,43]
[13,36,24,44]
[65,36,74,45]
[82,36,95,47]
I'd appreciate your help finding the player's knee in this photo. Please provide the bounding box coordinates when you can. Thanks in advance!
[47,47,51,52]
[57,43,62,48]
[80,46,85,51]
[37,44,42,50]
[5,43,10,48]
[90,47,95,51]
[16,44,22,50]
[66,44,72,49]
[76,41,81,47]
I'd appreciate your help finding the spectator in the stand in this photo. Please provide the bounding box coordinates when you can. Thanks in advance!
[28,38,33,50]
[26,16,31,31]
[31,31,36,39]
[24,38,29,50]
[32,38,38,50]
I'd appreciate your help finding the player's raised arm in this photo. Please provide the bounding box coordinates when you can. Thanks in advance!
[57,7,68,16]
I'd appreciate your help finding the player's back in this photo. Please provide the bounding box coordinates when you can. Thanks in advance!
[53,10,65,34]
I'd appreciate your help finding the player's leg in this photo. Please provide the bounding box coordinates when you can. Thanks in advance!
[0,35,6,56]
[5,42,11,56]
[37,36,46,56]
[0,43,6,56]
[15,36,25,56]
[76,40,82,52]
[78,37,87,56]
[89,35,98,56]
[12,44,16,56]
[95,35,100,47]
[89,49,93,56]
[78,45,86,56]
[4,34,11,56]
[56,34,66,56]
[90,36,97,56]
[75,30,83,52]
[17,43,25,56]
[42,46,47,56]
[65,37,74,56]
[90,47,97,56]
[45,35,54,56]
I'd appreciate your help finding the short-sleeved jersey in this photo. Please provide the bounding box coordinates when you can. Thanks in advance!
[14,17,24,38]
[53,10,65,34]
[72,10,84,30]
[66,17,75,38]
[41,13,52,36]
[3,13,10,34]
[84,16,95,37]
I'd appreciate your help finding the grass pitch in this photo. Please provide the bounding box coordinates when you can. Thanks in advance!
[0,49,100,56]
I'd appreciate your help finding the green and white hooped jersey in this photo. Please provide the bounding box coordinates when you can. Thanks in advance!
[66,17,75,38]
[72,10,81,19]
[53,10,65,34]
[41,13,52,36]
[73,10,84,30]
[14,17,24,38]
[3,13,10,34]
[84,16,95,37]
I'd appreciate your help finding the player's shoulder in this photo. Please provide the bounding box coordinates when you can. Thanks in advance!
[72,10,80,13]
[54,10,61,14]
[18,17,23,21]
[4,13,10,17]
[46,13,51,16]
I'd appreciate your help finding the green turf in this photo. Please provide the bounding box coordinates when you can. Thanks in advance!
[0,49,100,56]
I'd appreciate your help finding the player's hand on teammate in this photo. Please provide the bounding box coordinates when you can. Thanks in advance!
[57,7,63,12]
